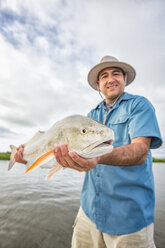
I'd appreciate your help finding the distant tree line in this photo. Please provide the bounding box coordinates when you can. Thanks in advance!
[0,152,165,162]
[0,152,11,160]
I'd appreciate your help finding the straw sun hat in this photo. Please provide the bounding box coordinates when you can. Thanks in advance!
[88,55,136,90]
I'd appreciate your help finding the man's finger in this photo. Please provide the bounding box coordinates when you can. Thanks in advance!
[15,151,27,164]
[69,151,89,168]
[59,145,79,168]
[54,146,69,167]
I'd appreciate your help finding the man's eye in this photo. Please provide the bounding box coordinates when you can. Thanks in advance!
[113,72,120,76]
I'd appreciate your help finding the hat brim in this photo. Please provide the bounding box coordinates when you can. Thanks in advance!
[88,61,136,90]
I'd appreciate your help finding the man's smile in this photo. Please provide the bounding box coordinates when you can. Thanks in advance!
[106,82,119,90]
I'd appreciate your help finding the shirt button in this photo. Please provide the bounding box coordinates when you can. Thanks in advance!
[96,193,100,196]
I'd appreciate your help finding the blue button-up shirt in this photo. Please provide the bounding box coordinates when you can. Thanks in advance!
[80,92,162,235]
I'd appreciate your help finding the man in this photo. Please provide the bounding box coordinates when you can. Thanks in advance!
[53,56,162,248]
[16,56,162,248]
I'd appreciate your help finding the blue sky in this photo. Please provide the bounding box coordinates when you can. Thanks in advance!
[0,0,165,157]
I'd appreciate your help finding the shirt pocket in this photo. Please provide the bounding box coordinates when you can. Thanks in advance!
[110,114,129,125]
[108,114,130,146]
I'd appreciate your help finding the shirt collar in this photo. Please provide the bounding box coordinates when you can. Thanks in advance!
[95,92,134,110]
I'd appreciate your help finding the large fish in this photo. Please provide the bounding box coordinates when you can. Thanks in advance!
[9,115,114,179]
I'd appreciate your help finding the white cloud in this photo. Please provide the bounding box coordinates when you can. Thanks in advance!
[0,0,164,155]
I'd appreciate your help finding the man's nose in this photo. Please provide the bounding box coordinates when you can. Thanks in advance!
[107,75,114,83]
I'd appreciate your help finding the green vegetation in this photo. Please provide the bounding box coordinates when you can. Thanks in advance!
[0,152,165,162]
[0,152,11,160]
[152,157,165,163]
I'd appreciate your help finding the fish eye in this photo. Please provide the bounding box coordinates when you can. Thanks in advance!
[81,128,88,135]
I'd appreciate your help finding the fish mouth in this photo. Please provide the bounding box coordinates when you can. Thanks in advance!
[93,139,113,149]
[82,137,114,152]
[77,137,114,158]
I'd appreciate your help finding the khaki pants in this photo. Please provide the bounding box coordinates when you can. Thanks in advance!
[71,207,156,248]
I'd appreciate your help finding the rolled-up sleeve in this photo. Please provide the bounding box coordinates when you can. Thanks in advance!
[128,96,162,149]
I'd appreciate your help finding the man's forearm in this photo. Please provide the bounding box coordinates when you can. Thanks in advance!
[53,137,151,172]
[97,141,150,166]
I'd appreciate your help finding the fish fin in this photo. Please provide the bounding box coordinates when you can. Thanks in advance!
[25,150,55,174]
[25,131,45,146]
[46,164,62,180]
[8,145,17,170]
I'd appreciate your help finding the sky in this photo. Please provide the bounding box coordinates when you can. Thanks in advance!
[0,0,165,157]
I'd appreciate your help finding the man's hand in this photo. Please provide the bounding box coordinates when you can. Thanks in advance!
[15,145,27,164]
[54,144,99,172]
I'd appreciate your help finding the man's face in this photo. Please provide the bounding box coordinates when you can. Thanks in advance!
[97,67,126,103]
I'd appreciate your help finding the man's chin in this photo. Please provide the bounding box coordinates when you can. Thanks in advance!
[105,92,124,102]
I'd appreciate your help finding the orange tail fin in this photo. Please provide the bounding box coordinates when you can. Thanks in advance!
[25,150,54,174]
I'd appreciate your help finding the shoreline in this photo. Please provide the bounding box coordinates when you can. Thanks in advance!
[0,152,165,162]
[0,152,11,160]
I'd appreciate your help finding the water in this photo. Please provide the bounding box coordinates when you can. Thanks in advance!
[0,161,165,248]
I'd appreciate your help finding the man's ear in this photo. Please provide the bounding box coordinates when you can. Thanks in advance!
[97,81,100,91]
[124,74,127,85]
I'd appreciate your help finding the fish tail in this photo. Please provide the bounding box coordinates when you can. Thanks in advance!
[46,164,62,180]
[25,150,55,174]
[8,145,17,170]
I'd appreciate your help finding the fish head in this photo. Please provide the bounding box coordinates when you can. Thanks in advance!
[57,115,114,158]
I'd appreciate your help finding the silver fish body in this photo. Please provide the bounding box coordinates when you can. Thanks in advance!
[9,115,114,178]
